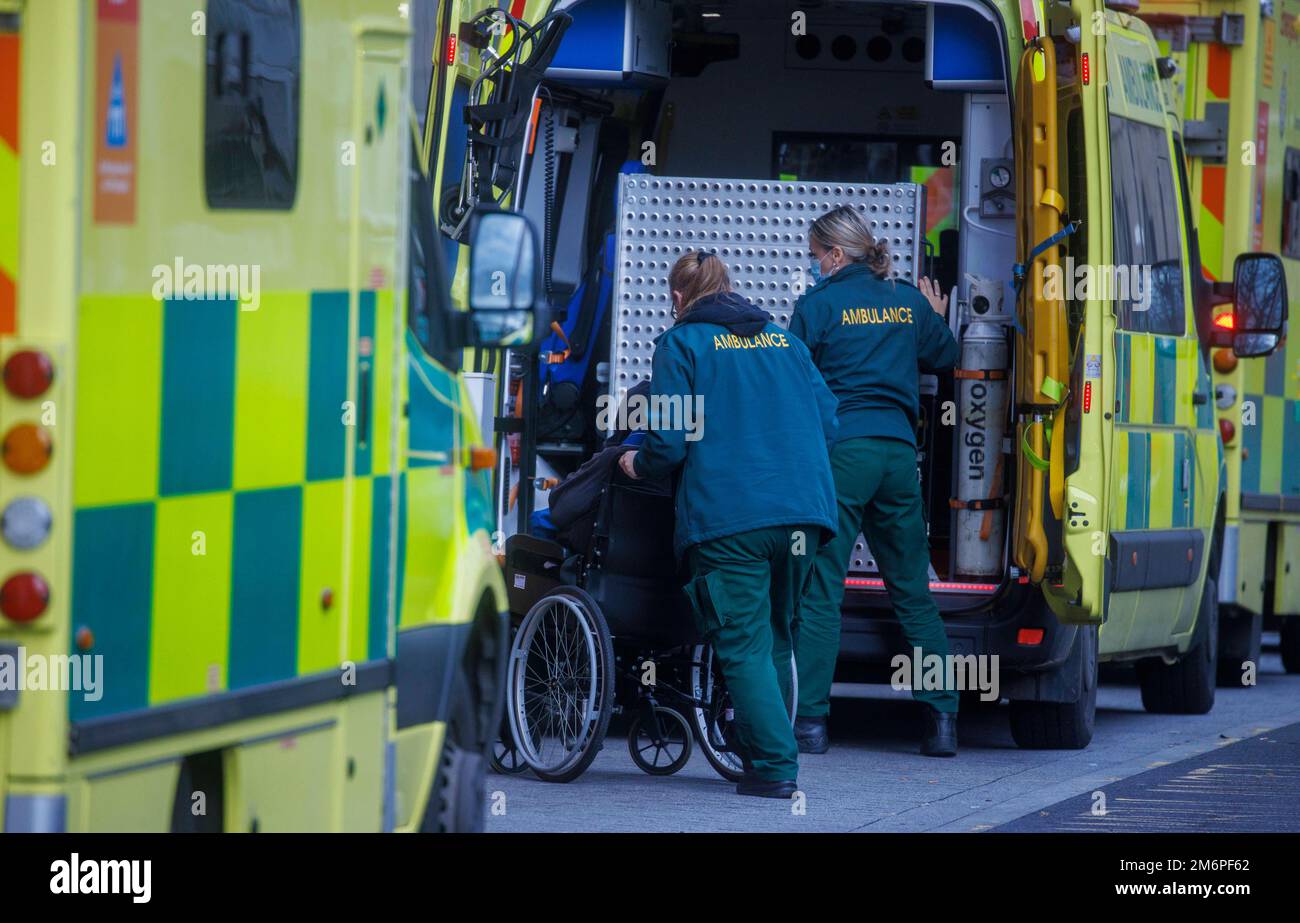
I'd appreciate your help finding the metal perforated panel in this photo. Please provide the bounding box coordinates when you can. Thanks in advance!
[610,174,925,391]
[610,175,927,576]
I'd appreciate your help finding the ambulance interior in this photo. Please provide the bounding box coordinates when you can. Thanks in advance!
[495,0,1027,601]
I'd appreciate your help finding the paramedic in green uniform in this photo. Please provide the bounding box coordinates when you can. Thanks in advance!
[620,251,839,798]
[789,205,961,758]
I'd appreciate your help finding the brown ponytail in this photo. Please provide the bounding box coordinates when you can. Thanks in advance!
[810,205,893,278]
[669,250,732,317]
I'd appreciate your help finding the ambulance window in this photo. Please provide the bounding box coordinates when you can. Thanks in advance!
[204,0,301,211]
[1065,107,1089,338]
[440,79,473,276]
[1283,148,1300,259]
[1108,116,1185,336]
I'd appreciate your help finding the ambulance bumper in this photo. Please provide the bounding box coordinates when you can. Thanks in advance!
[3,794,66,833]
[837,584,1075,677]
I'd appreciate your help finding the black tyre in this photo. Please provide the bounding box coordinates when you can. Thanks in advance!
[507,587,615,783]
[423,674,486,832]
[1137,577,1218,714]
[627,706,693,775]
[1281,619,1300,674]
[1217,605,1262,687]
[688,643,797,782]
[1009,625,1098,750]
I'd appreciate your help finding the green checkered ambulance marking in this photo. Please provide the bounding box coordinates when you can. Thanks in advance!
[69,289,433,722]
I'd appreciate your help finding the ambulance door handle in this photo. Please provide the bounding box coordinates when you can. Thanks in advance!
[1191,391,1208,405]
[358,360,372,451]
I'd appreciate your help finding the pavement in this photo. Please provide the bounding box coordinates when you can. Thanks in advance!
[486,635,1300,832]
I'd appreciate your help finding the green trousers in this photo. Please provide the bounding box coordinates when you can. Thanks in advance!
[685,525,815,782]
[796,436,959,717]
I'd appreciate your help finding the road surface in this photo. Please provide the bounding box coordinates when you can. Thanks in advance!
[486,636,1300,832]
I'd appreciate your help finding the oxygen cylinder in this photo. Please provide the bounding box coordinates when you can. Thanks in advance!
[952,319,1009,576]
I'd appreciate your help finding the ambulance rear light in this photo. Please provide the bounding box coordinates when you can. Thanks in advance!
[447,33,457,65]
[1017,628,1045,646]
[1213,349,1237,374]
[844,577,998,594]
[2,423,53,474]
[469,445,497,471]
[1080,52,1090,85]
[1219,418,1235,445]
[1214,313,1234,330]
[1,497,52,550]
[0,571,50,623]
[3,350,55,399]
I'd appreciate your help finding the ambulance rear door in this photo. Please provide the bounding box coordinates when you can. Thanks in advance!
[1011,7,1109,624]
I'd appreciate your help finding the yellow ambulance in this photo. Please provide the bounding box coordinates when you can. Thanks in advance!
[1136,0,1300,679]
[440,0,1288,749]
[0,0,545,831]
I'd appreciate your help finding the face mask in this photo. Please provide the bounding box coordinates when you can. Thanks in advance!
[809,257,825,283]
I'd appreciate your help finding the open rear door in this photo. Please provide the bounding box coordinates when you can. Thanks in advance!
[1009,17,1110,624]
[1011,38,1071,585]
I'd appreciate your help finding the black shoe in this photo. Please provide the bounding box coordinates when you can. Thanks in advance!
[921,706,958,757]
[735,772,797,799]
[794,716,829,754]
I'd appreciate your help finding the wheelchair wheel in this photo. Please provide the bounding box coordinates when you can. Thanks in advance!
[507,587,615,783]
[489,717,530,775]
[627,706,692,776]
[689,644,798,782]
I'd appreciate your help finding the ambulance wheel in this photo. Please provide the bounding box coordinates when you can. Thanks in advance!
[424,674,487,832]
[1138,578,1218,715]
[1009,626,1097,750]
[1281,619,1300,674]
[627,706,693,775]
[689,644,797,782]
[507,587,615,783]
[1216,606,1262,687]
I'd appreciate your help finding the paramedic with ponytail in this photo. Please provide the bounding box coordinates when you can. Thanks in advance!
[619,250,840,798]
[789,205,961,758]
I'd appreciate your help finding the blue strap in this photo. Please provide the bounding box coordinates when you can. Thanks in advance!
[1011,220,1081,292]
[1009,220,1081,336]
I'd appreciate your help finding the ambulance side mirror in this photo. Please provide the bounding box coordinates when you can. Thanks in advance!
[466,208,546,349]
[1230,252,1288,358]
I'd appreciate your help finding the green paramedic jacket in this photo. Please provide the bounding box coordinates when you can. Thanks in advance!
[789,262,959,446]
[632,292,840,558]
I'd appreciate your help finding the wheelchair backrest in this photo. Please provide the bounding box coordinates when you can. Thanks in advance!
[593,481,677,579]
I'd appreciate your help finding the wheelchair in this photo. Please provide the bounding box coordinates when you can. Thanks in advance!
[495,474,797,783]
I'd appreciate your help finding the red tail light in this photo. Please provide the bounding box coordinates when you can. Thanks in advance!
[1219,418,1236,444]
[1017,628,1045,645]
[0,572,50,623]
[447,33,458,65]
[3,350,54,399]
[1081,52,1090,85]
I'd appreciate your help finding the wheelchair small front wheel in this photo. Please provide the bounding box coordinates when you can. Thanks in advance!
[489,716,530,775]
[627,706,693,775]
[507,587,615,783]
